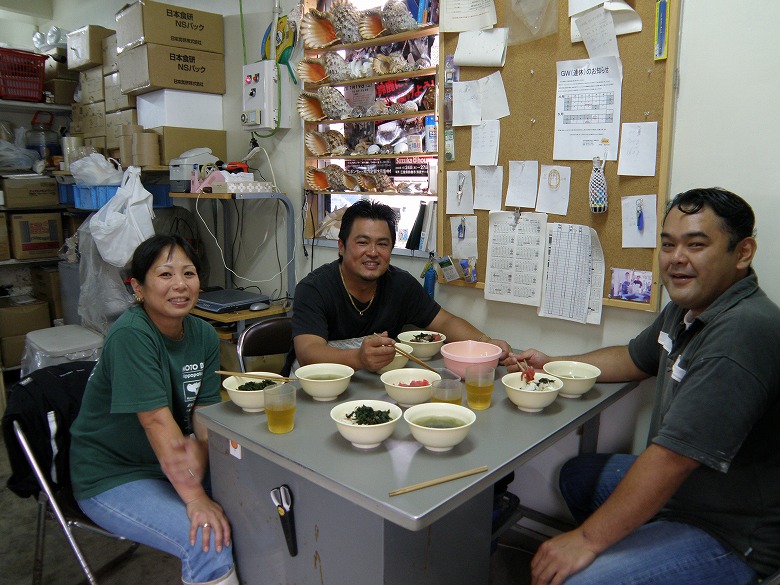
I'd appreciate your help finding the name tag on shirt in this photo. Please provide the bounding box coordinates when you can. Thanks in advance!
[658,331,673,354]
[671,355,687,382]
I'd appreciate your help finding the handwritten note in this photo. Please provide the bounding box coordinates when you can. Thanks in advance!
[618,122,658,176]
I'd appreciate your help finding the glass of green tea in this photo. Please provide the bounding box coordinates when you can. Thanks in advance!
[265,383,296,434]
[465,365,495,410]
[431,379,463,405]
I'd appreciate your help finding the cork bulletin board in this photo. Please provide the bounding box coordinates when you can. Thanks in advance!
[437,0,680,312]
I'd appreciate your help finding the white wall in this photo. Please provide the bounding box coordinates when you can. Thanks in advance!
[8,0,776,519]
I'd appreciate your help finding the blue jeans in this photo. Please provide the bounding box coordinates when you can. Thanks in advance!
[558,454,759,585]
[77,479,234,583]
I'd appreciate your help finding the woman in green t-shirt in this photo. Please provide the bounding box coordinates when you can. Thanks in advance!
[71,234,237,585]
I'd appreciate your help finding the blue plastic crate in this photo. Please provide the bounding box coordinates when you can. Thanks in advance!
[145,183,172,208]
[57,182,75,205]
[73,185,119,210]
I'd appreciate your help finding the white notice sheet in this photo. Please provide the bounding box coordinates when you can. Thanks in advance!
[538,223,604,324]
[553,57,622,161]
[484,211,547,306]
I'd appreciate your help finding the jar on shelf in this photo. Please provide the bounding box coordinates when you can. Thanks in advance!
[26,111,62,169]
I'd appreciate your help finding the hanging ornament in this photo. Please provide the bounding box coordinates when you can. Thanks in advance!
[636,198,645,232]
[589,156,608,213]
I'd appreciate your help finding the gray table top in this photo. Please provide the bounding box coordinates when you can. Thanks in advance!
[198,359,637,531]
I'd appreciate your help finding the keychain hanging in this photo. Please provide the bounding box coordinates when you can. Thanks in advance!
[457,217,466,239]
[636,198,644,232]
[589,156,608,213]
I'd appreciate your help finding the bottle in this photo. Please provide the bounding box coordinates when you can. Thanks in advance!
[425,116,437,153]
[26,111,61,169]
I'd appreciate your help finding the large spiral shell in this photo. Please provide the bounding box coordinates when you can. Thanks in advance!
[327,0,362,45]
[323,129,347,155]
[359,9,385,40]
[381,0,419,35]
[301,9,338,49]
[297,92,326,122]
[304,131,330,156]
[323,52,350,82]
[305,166,330,191]
[316,86,353,119]
[297,58,329,84]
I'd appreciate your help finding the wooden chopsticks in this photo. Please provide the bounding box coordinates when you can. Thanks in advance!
[389,466,489,496]
[215,370,296,383]
[392,344,440,374]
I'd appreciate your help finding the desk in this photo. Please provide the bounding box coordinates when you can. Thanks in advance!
[198,360,637,585]
[171,191,296,294]
[190,304,287,336]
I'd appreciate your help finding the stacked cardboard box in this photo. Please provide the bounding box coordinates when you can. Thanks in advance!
[43,46,78,105]
[0,298,51,368]
[31,265,63,321]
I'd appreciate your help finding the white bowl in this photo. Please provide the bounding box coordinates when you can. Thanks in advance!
[294,363,354,401]
[222,372,284,412]
[380,368,441,407]
[330,399,402,449]
[502,372,563,412]
[543,361,601,399]
[397,330,446,360]
[403,402,476,452]
[440,340,502,379]
[377,343,414,374]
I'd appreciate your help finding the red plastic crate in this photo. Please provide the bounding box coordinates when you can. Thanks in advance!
[0,48,47,102]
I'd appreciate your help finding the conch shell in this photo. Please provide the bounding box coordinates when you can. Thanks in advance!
[359,9,385,40]
[327,0,363,45]
[315,86,353,119]
[297,92,326,121]
[323,129,347,155]
[304,131,330,156]
[297,58,329,84]
[301,9,338,49]
[305,166,330,191]
[381,0,419,35]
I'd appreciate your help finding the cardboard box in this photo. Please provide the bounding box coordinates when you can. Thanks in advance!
[81,101,106,138]
[1,334,28,368]
[117,43,225,96]
[78,66,104,103]
[0,297,51,337]
[44,47,79,81]
[116,0,224,55]
[149,125,226,165]
[132,132,160,167]
[63,212,88,238]
[67,25,115,71]
[44,79,77,104]
[104,72,137,113]
[106,109,138,149]
[137,89,223,129]
[84,136,106,153]
[1,176,58,208]
[9,212,63,260]
[31,265,63,321]
[102,34,119,75]
[0,212,9,261]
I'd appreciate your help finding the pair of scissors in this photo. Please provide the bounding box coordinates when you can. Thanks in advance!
[270,485,297,556]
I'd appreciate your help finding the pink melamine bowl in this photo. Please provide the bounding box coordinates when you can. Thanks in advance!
[440,340,502,379]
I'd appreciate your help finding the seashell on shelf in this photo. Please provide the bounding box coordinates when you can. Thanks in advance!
[352,138,371,154]
[305,166,330,191]
[305,131,330,156]
[359,9,386,40]
[402,101,419,112]
[324,164,358,191]
[301,9,338,49]
[372,54,393,76]
[374,173,396,192]
[393,142,409,154]
[297,58,329,84]
[323,130,347,155]
[356,172,379,192]
[327,0,363,45]
[388,103,405,115]
[366,99,389,116]
[323,52,350,82]
[297,92,326,121]
[343,173,360,191]
[350,105,367,118]
[420,86,436,111]
[382,0,419,35]
[366,144,380,155]
[316,86,353,119]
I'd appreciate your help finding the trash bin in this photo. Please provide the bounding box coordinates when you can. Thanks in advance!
[20,325,103,376]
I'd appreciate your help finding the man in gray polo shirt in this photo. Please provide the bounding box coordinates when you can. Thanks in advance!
[515,187,780,584]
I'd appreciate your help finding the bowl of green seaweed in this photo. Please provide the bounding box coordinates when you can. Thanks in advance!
[294,363,354,401]
[330,399,403,449]
[222,372,284,412]
[403,402,476,452]
[397,330,446,360]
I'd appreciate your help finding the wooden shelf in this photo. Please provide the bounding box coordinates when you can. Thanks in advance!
[305,67,437,89]
[303,25,438,55]
[305,153,436,161]
[305,109,435,126]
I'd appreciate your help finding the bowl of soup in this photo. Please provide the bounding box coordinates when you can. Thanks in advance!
[294,363,354,401]
[222,372,284,412]
[403,402,476,452]
[330,399,403,449]
[542,361,600,398]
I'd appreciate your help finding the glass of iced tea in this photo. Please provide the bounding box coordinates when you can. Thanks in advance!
[265,383,296,434]
[431,379,464,405]
[465,365,495,410]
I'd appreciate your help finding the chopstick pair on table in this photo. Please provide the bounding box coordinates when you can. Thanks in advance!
[215,370,296,383]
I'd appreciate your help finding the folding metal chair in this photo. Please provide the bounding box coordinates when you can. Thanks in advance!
[236,316,293,374]
[3,362,139,585]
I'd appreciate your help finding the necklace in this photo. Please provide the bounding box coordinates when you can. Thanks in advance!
[339,265,376,317]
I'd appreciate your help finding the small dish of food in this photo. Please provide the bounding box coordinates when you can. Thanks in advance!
[294,363,354,401]
[380,368,441,407]
[330,399,403,449]
[542,361,601,398]
[397,330,446,360]
[222,372,284,412]
[502,371,563,412]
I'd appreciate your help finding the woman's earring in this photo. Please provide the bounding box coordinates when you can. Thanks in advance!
[135,295,144,303]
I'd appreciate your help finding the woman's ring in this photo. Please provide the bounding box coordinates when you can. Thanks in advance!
[187,468,195,478]
[203,523,210,528]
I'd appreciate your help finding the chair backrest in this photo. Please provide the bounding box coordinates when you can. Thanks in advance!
[2,361,96,498]
[236,316,293,374]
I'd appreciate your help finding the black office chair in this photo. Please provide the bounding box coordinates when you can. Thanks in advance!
[236,316,293,375]
[2,362,140,585]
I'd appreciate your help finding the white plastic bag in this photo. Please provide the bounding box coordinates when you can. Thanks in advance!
[90,166,155,267]
[69,153,124,186]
